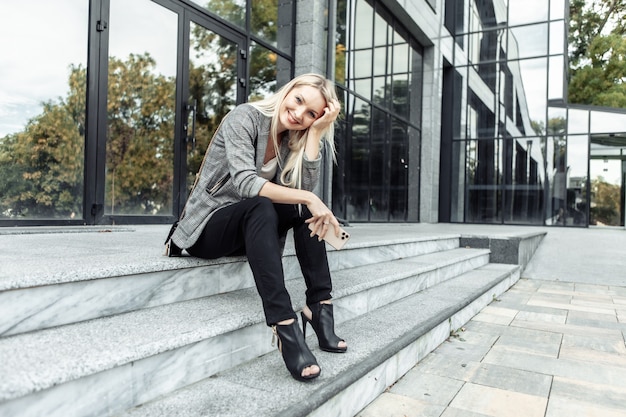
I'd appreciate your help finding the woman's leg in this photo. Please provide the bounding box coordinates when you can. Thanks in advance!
[272,204,333,305]
[188,196,296,325]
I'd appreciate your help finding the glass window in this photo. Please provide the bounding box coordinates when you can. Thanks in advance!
[517,58,547,126]
[508,0,548,26]
[567,109,589,134]
[590,111,626,134]
[0,0,88,220]
[355,0,374,49]
[106,0,178,216]
[549,20,564,55]
[347,98,371,221]
[466,138,503,223]
[550,0,566,20]
[190,0,246,28]
[334,0,422,223]
[251,0,293,54]
[548,55,564,100]
[509,23,548,59]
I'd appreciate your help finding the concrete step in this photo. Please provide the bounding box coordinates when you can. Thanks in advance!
[0,246,488,417]
[0,231,460,337]
[117,263,521,417]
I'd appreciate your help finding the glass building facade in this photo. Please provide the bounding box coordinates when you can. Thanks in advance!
[1,0,625,228]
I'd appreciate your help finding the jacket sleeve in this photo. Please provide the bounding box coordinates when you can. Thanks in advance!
[220,105,268,198]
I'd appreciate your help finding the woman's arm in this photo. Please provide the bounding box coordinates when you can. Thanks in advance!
[258,181,340,239]
[304,98,340,160]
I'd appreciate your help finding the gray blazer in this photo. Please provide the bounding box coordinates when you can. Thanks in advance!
[171,103,322,249]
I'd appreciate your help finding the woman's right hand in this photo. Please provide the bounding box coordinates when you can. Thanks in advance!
[304,194,341,240]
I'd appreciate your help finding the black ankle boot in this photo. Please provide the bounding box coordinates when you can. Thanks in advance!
[301,303,347,353]
[273,320,320,381]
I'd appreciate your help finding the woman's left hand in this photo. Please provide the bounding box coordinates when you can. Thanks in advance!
[310,99,340,132]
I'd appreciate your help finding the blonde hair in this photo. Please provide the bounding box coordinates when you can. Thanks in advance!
[249,73,339,189]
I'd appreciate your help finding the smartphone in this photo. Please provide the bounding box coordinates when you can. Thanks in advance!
[308,223,350,250]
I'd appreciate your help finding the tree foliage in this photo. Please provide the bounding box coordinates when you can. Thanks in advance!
[0,65,86,218]
[568,0,626,107]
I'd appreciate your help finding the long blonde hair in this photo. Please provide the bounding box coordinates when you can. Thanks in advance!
[249,73,339,189]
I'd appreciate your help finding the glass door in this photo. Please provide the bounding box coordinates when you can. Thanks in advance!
[101,0,244,222]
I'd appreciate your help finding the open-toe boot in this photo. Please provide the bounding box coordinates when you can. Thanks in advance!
[301,302,347,353]
[273,320,320,381]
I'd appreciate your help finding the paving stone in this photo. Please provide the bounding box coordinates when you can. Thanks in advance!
[483,347,626,388]
[355,392,444,417]
[440,407,492,417]
[491,331,561,357]
[388,371,464,406]
[413,353,482,382]
[550,376,626,411]
[471,311,515,326]
[545,396,626,417]
[448,382,547,417]
[514,310,567,325]
[468,363,552,397]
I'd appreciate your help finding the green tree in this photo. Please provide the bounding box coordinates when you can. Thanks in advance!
[106,53,176,215]
[0,65,85,218]
[568,0,626,107]
[590,176,621,225]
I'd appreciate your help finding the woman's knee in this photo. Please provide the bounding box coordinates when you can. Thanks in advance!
[245,196,278,223]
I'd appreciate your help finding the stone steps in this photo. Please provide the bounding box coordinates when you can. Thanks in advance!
[117,264,520,417]
[0,225,541,417]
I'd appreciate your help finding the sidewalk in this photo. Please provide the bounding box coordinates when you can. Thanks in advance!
[357,226,626,417]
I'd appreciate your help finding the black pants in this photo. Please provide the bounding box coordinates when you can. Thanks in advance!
[188,196,333,325]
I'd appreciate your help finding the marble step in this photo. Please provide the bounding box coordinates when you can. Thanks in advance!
[117,263,521,417]
[0,233,461,337]
[0,247,489,417]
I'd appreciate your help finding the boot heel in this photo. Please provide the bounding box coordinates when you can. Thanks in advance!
[307,303,347,353]
[300,311,309,338]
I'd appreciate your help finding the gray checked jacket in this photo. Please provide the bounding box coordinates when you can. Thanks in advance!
[171,103,322,249]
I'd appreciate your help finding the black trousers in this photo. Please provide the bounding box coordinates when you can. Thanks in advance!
[188,196,333,325]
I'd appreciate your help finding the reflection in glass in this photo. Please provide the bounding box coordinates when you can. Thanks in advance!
[466,139,503,223]
[251,0,292,54]
[517,58,547,125]
[590,159,623,226]
[187,22,239,190]
[550,0,566,20]
[548,55,564,100]
[508,0,548,26]
[190,0,246,28]
[105,0,177,216]
[567,109,588,134]
[347,98,371,221]
[354,0,374,49]
[370,108,387,221]
[248,41,278,101]
[390,118,408,220]
[510,23,548,59]
[549,20,564,55]
[0,1,87,219]
[590,111,626,134]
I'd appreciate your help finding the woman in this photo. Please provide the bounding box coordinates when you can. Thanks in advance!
[166,73,347,381]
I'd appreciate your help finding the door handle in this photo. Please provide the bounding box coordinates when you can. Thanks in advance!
[185,99,197,150]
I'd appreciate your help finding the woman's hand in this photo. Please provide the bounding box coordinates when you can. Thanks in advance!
[310,98,340,133]
[304,194,341,241]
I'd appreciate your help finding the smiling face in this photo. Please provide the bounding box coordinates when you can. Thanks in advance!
[277,85,327,133]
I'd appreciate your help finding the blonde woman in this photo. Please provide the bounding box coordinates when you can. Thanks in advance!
[167,73,347,381]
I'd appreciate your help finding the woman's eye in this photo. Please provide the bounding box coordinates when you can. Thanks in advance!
[308,111,317,118]
[295,96,302,103]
